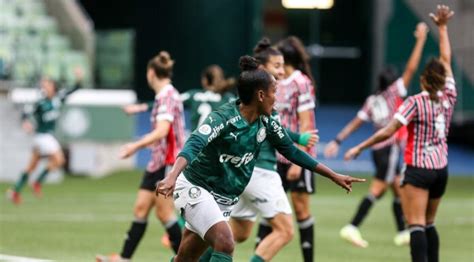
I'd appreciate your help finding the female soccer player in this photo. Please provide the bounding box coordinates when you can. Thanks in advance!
[7,68,83,204]
[181,65,235,130]
[157,56,365,262]
[345,5,454,262]
[324,22,428,248]
[96,51,185,262]
[271,36,317,262]
[228,38,319,262]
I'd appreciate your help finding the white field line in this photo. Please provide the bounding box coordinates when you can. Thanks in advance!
[0,254,53,262]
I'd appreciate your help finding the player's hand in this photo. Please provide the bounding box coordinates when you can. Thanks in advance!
[304,129,319,148]
[344,146,362,161]
[22,121,34,134]
[331,173,366,193]
[119,143,138,159]
[287,164,302,181]
[430,5,454,26]
[324,140,340,158]
[156,176,176,198]
[414,22,429,40]
[122,104,148,115]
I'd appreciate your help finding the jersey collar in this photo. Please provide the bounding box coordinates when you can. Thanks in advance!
[155,84,174,99]
[230,99,250,129]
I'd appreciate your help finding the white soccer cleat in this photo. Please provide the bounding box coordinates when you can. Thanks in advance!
[340,224,369,248]
[394,230,410,246]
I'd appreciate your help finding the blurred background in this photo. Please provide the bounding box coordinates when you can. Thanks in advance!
[1,0,472,181]
[0,0,473,261]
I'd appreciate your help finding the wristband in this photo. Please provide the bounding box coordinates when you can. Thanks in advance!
[334,138,342,145]
[299,133,312,146]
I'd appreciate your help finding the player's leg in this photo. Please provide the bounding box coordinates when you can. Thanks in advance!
[119,189,154,259]
[401,184,429,262]
[173,228,209,262]
[32,134,64,196]
[425,167,448,262]
[155,195,182,253]
[229,218,254,243]
[291,190,314,262]
[7,149,41,204]
[254,213,294,261]
[391,175,410,246]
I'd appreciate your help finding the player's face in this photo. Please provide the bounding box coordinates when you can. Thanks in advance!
[258,76,277,116]
[40,78,56,98]
[146,69,155,87]
[264,55,285,80]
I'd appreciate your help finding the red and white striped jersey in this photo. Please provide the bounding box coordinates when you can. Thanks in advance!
[394,77,456,169]
[357,78,407,150]
[147,84,186,172]
[275,70,316,163]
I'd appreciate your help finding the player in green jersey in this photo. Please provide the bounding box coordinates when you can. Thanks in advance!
[181,65,236,131]
[225,38,318,262]
[156,56,365,262]
[6,68,83,204]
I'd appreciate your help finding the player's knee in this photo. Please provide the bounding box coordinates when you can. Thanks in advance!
[294,208,310,220]
[212,235,235,254]
[133,203,150,218]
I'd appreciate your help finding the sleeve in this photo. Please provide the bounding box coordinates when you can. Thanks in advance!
[155,96,176,122]
[394,96,417,126]
[357,97,372,122]
[444,77,456,104]
[177,112,224,163]
[296,80,316,113]
[266,117,319,171]
[285,128,300,143]
[58,82,81,102]
[180,91,192,108]
[387,78,407,98]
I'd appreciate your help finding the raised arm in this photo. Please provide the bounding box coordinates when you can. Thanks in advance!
[402,22,429,87]
[58,67,84,101]
[430,5,454,77]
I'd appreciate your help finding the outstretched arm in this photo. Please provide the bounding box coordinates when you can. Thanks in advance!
[430,5,454,77]
[324,116,364,158]
[402,22,429,87]
[344,119,403,160]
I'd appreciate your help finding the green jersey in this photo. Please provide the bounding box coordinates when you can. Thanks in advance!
[23,84,80,134]
[181,89,235,130]
[178,100,319,200]
[255,113,301,171]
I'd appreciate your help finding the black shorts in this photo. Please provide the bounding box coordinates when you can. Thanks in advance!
[277,162,315,194]
[371,144,401,183]
[139,166,167,191]
[401,165,448,199]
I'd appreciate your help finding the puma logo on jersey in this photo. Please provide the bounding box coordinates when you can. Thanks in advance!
[229,132,238,141]
[219,153,254,167]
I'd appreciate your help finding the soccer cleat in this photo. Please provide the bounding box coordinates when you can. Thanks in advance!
[95,253,130,262]
[340,224,369,248]
[161,233,171,249]
[394,230,410,246]
[32,182,43,198]
[6,189,21,205]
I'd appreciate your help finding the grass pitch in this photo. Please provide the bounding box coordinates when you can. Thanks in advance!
[1,171,473,261]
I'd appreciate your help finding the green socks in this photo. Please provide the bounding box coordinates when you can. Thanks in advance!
[178,216,186,229]
[199,247,214,262]
[14,172,29,192]
[250,255,264,262]
[36,169,49,184]
[209,251,232,262]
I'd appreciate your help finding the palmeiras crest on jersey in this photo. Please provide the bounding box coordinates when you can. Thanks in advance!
[188,187,201,199]
[257,127,266,143]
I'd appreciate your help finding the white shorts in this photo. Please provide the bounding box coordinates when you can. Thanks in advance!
[231,167,292,221]
[173,174,234,239]
[33,133,61,156]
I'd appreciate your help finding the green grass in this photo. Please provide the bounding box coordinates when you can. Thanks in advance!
[1,171,473,261]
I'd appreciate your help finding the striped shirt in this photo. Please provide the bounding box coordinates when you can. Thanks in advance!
[275,70,316,163]
[357,78,407,150]
[147,84,186,172]
[394,77,456,169]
